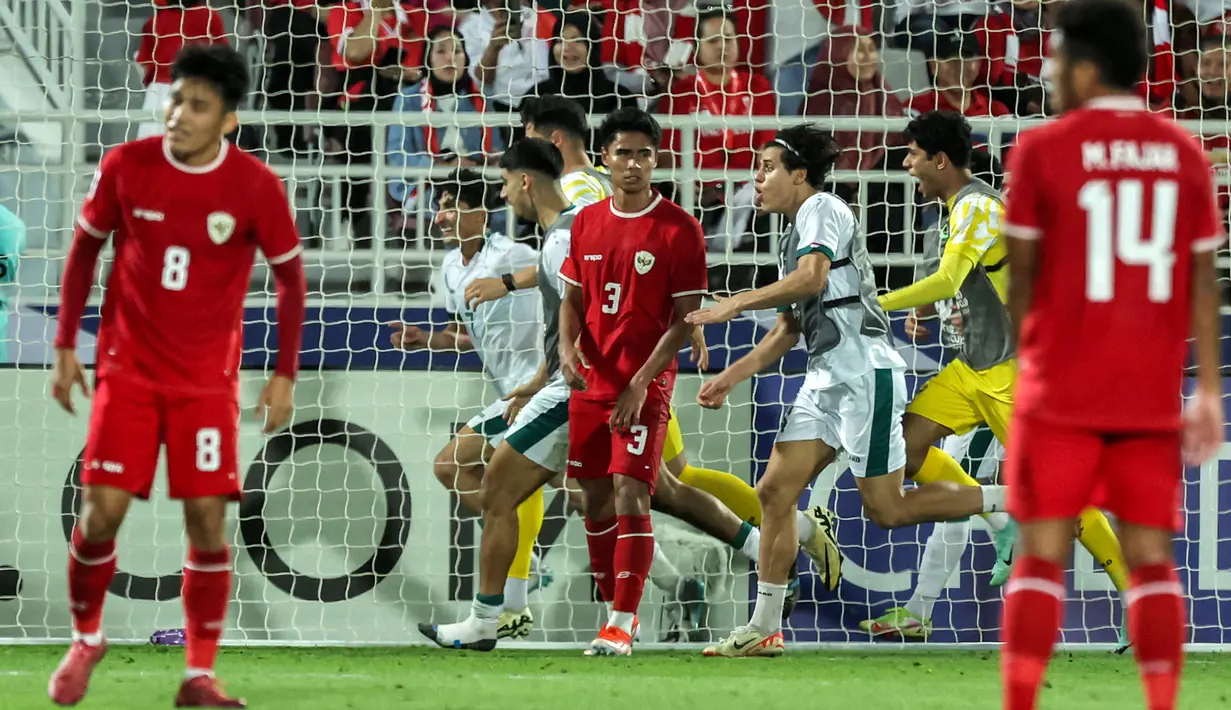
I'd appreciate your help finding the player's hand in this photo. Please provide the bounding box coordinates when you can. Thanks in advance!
[388,321,429,350]
[696,374,733,409]
[904,310,929,341]
[501,379,542,423]
[50,348,90,415]
[686,295,742,326]
[465,277,508,309]
[610,382,647,432]
[1183,386,1223,465]
[688,325,710,370]
[559,343,590,391]
[256,374,294,434]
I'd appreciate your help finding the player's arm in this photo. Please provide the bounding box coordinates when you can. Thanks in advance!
[1001,136,1043,341]
[688,252,830,325]
[51,152,127,413]
[1184,158,1226,465]
[390,318,473,351]
[878,198,999,311]
[1191,248,1221,395]
[697,312,800,409]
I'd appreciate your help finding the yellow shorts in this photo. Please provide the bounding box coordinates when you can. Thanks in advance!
[661,407,685,463]
[907,358,1016,442]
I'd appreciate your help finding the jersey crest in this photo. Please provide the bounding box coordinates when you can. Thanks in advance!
[634,250,655,275]
[207,211,235,245]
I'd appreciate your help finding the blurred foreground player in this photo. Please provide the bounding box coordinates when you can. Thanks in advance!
[557,108,708,656]
[999,1,1224,708]
[48,45,307,707]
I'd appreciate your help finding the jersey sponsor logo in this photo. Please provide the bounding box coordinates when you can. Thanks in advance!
[568,459,583,467]
[583,254,603,261]
[89,459,125,474]
[132,208,164,222]
[206,211,236,245]
[634,250,655,274]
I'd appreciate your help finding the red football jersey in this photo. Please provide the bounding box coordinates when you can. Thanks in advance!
[78,137,303,395]
[1003,95,1224,431]
[659,69,777,174]
[134,6,227,87]
[559,194,707,401]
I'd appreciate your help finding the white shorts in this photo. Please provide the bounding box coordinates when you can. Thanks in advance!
[778,368,908,478]
[942,426,1004,482]
[503,378,571,473]
[465,398,513,446]
[137,83,171,139]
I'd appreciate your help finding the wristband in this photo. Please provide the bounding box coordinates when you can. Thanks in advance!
[502,273,517,293]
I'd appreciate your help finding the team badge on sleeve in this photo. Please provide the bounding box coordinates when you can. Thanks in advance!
[207,212,235,244]
[634,250,655,275]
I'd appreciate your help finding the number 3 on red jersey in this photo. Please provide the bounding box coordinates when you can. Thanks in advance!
[1078,178,1178,303]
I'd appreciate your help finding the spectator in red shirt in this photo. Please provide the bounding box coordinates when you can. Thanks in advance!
[134,0,226,139]
[325,0,423,248]
[972,0,1051,115]
[906,31,1012,118]
[658,7,775,250]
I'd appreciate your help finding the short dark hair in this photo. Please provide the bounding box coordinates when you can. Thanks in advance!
[437,168,491,210]
[694,5,732,40]
[598,107,662,148]
[764,124,841,189]
[500,138,565,180]
[903,111,973,169]
[1054,0,1147,92]
[170,45,250,112]
[519,96,588,144]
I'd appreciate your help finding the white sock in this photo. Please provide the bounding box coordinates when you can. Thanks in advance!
[983,511,1010,533]
[741,526,761,561]
[796,509,815,544]
[72,630,104,647]
[649,542,683,596]
[749,581,787,633]
[905,519,971,621]
[980,485,1008,514]
[503,577,529,611]
[471,596,502,632]
[609,610,636,634]
[184,668,214,680]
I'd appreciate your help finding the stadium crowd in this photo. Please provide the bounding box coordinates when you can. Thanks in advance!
[135,0,1231,260]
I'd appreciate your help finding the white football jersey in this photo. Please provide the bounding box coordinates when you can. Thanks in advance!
[440,232,543,396]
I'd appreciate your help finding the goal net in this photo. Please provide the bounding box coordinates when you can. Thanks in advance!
[0,0,1226,649]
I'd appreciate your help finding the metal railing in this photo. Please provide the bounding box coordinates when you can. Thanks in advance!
[1,109,1228,295]
[0,0,77,109]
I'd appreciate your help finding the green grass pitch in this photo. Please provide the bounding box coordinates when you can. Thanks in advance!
[2,646,1229,709]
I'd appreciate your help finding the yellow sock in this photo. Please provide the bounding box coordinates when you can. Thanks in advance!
[508,487,545,581]
[913,446,982,488]
[1077,508,1130,593]
[678,465,762,525]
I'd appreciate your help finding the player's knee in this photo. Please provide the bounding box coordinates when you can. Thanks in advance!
[182,497,229,551]
[78,487,131,542]
[613,477,650,516]
[755,477,793,516]
[432,447,466,490]
[1118,525,1174,571]
[862,497,909,530]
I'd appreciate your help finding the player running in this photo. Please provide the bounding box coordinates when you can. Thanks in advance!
[688,124,1011,657]
[998,1,1223,707]
[880,113,1135,646]
[861,426,1004,639]
[48,45,307,707]
[387,169,547,637]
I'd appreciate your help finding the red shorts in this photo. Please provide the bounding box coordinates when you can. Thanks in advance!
[566,392,671,494]
[82,377,242,501]
[1006,413,1183,530]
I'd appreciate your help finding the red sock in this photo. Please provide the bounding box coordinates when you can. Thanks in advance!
[583,517,618,602]
[182,547,232,673]
[1128,564,1185,710]
[1001,556,1065,710]
[612,515,653,614]
[67,527,116,637]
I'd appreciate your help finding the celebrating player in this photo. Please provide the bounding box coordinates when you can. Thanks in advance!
[387,169,547,638]
[879,111,1135,648]
[688,124,1011,657]
[48,45,307,707]
[999,1,1224,707]
[556,107,711,657]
